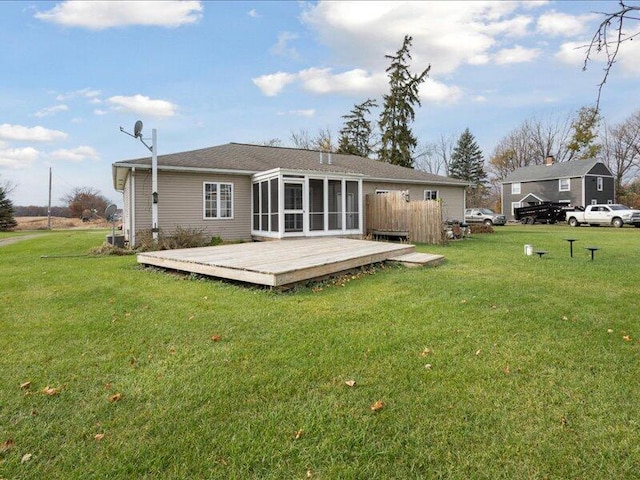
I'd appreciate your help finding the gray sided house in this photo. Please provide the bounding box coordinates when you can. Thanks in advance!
[112,143,467,245]
[501,157,615,221]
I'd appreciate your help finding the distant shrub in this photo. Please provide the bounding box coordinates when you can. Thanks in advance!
[210,236,223,246]
[89,243,134,256]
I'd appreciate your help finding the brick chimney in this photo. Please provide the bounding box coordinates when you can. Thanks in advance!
[545,155,555,166]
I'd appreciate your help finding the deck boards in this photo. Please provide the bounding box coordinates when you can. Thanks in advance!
[137,238,441,287]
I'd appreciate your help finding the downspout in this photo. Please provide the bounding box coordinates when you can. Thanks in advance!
[130,168,136,247]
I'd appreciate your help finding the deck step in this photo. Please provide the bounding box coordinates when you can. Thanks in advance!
[388,252,445,267]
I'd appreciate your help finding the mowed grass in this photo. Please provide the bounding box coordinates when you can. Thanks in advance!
[1,226,640,479]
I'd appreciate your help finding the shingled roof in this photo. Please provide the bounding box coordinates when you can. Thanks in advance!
[113,143,467,190]
[502,158,604,183]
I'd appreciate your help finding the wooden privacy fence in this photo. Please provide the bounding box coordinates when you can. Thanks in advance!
[365,192,444,245]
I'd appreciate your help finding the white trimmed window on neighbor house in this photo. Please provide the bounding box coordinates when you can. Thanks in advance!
[511,182,521,195]
[204,182,233,219]
[559,178,570,192]
[597,177,603,191]
[423,190,438,200]
[511,202,521,216]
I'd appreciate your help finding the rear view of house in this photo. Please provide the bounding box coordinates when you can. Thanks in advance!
[501,156,614,221]
[112,143,467,246]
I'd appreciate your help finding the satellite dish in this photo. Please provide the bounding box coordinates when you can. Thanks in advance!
[105,203,117,221]
[134,120,143,138]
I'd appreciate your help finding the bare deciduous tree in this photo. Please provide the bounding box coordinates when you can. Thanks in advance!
[601,110,640,191]
[583,2,640,110]
[414,134,456,176]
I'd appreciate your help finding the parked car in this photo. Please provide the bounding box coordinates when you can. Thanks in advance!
[464,208,506,226]
[566,204,640,228]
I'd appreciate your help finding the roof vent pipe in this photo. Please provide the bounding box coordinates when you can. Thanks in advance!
[328,152,332,165]
[319,152,323,164]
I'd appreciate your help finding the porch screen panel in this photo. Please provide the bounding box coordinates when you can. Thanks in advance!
[309,179,324,231]
[328,179,342,230]
[260,181,268,230]
[205,183,217,219]
[346,181,359,229]
[252,183,259,230]
[220,184,232,218]
[270,178,279,232]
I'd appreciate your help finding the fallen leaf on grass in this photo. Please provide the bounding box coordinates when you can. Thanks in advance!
[21,453,32,464]
[419,347,433,357]
[108,393,122,403]
[475,349,482,356]
[607,329,614,334]
[1,439,14,452]
[294,429,303,440]
[424,364,432,370]
[370,400,385,412]
[344,380,356,387]
[169,347,176,355]
[211,335,221,342]
[503,365,510,375]
[20,381,31,390]
[42,386,60,396]
[105,383,112,390]
[188,315,196,321]
[94,433,105,441]
[623,335,632,342]
[307,470,313,478]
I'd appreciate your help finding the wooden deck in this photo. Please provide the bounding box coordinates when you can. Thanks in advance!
[137,238,443,288]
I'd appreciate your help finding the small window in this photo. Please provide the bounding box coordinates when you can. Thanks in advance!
[424,190,438,200]
[559,178,570,192]
[591,199,598,205]
[597,177,603,191]
[511,202,521,215]
[511,183,521,195]
[607,199,613,204]
[204,182,233,219]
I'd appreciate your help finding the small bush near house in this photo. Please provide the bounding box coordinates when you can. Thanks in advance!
[135,226,210,252]
[470,223,494,234]
[210,235,223,246]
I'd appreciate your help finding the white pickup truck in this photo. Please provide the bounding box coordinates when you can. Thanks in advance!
[566,204,640,228]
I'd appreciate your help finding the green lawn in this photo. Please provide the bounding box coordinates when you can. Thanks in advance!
[1,226,639,479]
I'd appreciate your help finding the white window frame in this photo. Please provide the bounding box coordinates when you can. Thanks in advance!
[423,190,439,200]
[591,199,598,205]
[597,177,603,191]
[559,178,570,192]
[203,182,234,219]
[511,182,521,195]
[511,202,521,216]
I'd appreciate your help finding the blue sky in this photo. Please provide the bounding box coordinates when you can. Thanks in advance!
[1,0,639,207]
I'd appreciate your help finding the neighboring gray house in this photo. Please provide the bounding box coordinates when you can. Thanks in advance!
[112,143,468,245]
[501,156,615,220]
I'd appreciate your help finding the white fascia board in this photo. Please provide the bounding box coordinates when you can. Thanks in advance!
[365,176,467,186]
[112,163,257,176]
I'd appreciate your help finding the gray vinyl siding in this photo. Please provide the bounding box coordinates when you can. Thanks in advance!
[363,181,465,222]
[503,178,583,220]
[584,174,615,204]
[132,170,253,242]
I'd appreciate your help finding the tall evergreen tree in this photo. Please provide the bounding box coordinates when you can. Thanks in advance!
[450,128,487,206]
[337,98,378,157]
[0,186,18,231]
[378,35,430,168]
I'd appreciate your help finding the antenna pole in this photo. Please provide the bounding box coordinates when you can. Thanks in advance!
[151,128,158,242]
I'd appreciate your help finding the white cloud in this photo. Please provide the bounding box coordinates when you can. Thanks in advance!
[34,104,69,118]
[35,1,203,30]
[537,11,597,37]
[106,95,177,118]
[93,109,108,116]
[298,67,385,95]
[555,41,590,67]
[419,79,463,104]
[0,124,67,142]
[0,147,40,169]
[56,88,101,101]
[494,45,540,64]
[248,9,259,18]
[252,72,297,96]
[270,32,299,59]
[49,146,100,163]
[288,109,316,117]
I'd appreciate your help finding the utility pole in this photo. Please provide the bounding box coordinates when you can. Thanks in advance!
[47,167,52,230]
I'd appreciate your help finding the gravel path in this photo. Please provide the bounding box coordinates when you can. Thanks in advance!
[0,234,46,247]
